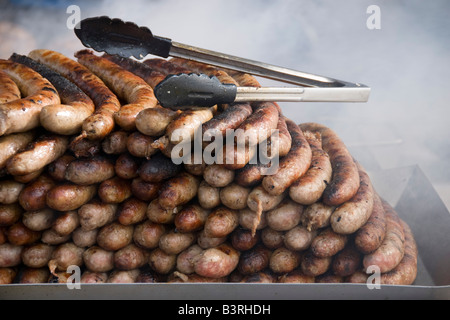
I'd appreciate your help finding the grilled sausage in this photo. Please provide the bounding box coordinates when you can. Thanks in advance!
[18,174,55,211]
[126,131,159,159]
[133,220,167,250]
[75,50,158,131]
[138,152,181,182]
[0,131,36,170]
[289,130,332,205]
[299,122,360,206]
[114,243,148,270]
[300,250,332,277]
[96,222,134,251]
[6,221,41,246]
[114,153,141,180]
[69,136,101,158]
[40,229,71,245]
[283,226,317,252]
[46,183,97,211]
[0,243,23,267]
[117,197,148,226]
[102,54,166,89]
[72,227,98,248]
[278,270,315,283]
[47,154,74,182]
[331,243,362,277]
[269,246,302,274]
[148,248,177,275]
[203,164,235,188]
[21,243,54,268]
[262,118,312,196]
[0,267,18,284]
[107,269,140,283]
[82,245,115,272]
[80,271,108,284]
[219,183,250,210]
[380,220,417,285]
[197,180,221,210]
[144,58,192,76]
[77,200,117,231]
[22,208,55,231]
[0,69,20,103]
[135,107,181,137]
[158,172,200,209]
[130,178,160,202]
[301,202,335,231]
[0,203,23,227]
[265,199,303,232]
[176,244,203,275]
[102,130,129,155]
[18,267,50,284]
[6,134,69,176]
[196,228,227,249]
[260,227,284,249]
[159,229,196,255]
[230,228,260,251]
[65,156,115,185]
[51,210,79,236]
[310,227,348,258]
[363,200,405,273]
[354,193,387,254]
[48,242,84,275]
[237,244,271,275]
[194,243,240,278]
[330,162,374,234]
[203,206,239,238]
[28,49,121,140]
[0,180,24,204]
[234,162,269,188]
[238,207,267,232]
[174,203,209,233]
[146,198,180,224]
[0,59,60,135]
[98,176,132,204]
[10,53,95,135]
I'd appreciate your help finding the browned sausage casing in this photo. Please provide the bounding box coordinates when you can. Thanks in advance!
[98,176,132,204]
[0,131,36,170]
[65,156,115,186]
[96,222,134,251]
[194,243,240,278]
[82,246,114,274]
[138,152,181,183]
[158,172,200,210]
[310,227,348,258]
[299,122,360,206]
[0,69,20,103]
[204,206,239,238]
[237,244,271,275]
[117,197,148,226]
[262,119,312,196]
[363,200,405,273]
[331,243,362,277]
[18,174,55,211]
[46,183,97,211]
[0,59,60,135]
[301,202,335,231]
[7,134,69,176]
[77,200,117,231]
[174,204,209,233]
[330,162,374,235]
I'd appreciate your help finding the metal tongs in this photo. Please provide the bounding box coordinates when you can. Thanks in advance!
[75,16,370,108]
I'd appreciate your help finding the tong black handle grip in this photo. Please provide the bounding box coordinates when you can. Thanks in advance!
[154,73,237,109]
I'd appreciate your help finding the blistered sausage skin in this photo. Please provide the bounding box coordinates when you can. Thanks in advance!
[75,50,158,131]
[10,53,95,135]
[363,200,405,273]
[262,119,312,196]
[0,59,60,136]
[289,130,332,205]
[299,122,360,206]
[0,69,21,103]
[0,131,36,171]
[28,49,121,140]
[330,162,374,235]
[6,134,69,176]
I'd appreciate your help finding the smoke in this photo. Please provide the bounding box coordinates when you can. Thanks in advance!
[1,0,450,196]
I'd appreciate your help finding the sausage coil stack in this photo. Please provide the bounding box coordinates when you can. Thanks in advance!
[0,49,418,286]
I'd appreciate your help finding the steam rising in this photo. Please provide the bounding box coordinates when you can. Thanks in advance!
[1,0,449,200]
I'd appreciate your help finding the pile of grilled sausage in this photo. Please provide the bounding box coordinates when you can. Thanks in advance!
[0,49,418,285]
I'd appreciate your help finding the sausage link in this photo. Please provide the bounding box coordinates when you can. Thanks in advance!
[28,49,121,140]
[0,203,23,226]
[354,193,387,254]
[75,50,158,131]
[18,267,50,284]
[203,164,235,188]
[46,183,97,211]
[299,122,360,206]
[21,243,54,268]
[331,243,362,277]
[98,176,132,204]
[126,131,158,159]
[96,222,134,251]
[203,206,239,238]
[0,243,23,267]
[219,183,251,210]
[6,134,68,176]
[310,227,348,258]
[82,246,114,273]
[130,178,160,202]
[0,69,21,103]
[6,221,41,246]
[0,180,25,204]
[176,244,203,275]
[10,53,95,135]
[0,59,60,135]
[47,154,74,181]
[363,200,405,273]
[230,228,260,252]
[197,180,221,210]
[114,153,141,180]
[194,243,240,278]
[174,203,209,233]
[283,226,317,252]
[22,209,55,232]
[133,220,167,249]
[278,270,315,283]
[138,152,181,182]
[48,242,84,275]
[301,202,335,231]
[136,107,181,137]
[159,229,196,255]
[158,172,200,209]
[265,199,303,232]
[237,244,271,275]
[300,249,332,277]
[72,227,98,248]
[51,210,79,236]
[146,198,180,225]
[262,118,312,196]
[143,58,192,76]
[117,197,148,226]
[65,156,115,186]
[330,162,374,234]
[289,130,332,205]
[269,246,302,274]
[77,200,117,231]
[148,248,176,275]
[114,243,148,270]
[102,130,129,155]
[380,220,418,285]
[0,131,36,170]
[18,174,55,211]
